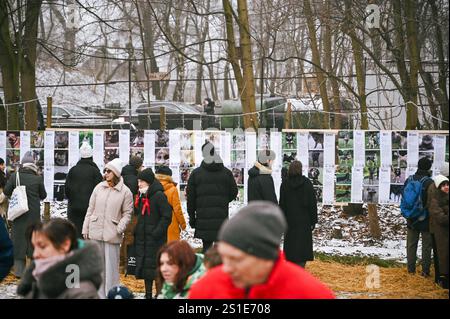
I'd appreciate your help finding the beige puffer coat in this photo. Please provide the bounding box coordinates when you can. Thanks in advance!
[82,178,133,244]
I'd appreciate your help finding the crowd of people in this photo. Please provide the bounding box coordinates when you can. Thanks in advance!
[0,140,448,298]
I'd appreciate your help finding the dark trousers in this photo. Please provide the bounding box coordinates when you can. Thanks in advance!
[407,228,432,274]
[144,277,161,299]
[202,240,214,254]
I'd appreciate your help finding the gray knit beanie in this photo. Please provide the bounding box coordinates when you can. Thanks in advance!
[218,201,287,260]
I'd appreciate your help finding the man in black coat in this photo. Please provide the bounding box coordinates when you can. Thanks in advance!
[403,157,434,276]
[279,160,317,268]
[65,142,102,238]
[247,150,278,205]
[187,142,238,253]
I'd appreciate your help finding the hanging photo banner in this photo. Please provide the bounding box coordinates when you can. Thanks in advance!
[407,131,419,167]
[351,167,364,203]
[119,130,130,165]
[273,169,282,202]
[20,131,30,158]
[433,135,446,170]
[245,132,257,168]
[354,130,365,167]
[323,132,336,167]
[195,131,203,167]
[68,131,79,168]
[270,131,282,171]
[221,131,231,168]
[380,131,392,166]
[378,167,391,204]
[93,131,104,172]
[44,131,55,166]
[44,166,54,201]
[168,130,180,166]
[322,166,335,205]
[297,132,309,166]
[144,130,155,168]
[0,131,5,162]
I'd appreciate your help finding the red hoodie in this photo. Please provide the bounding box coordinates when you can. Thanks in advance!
[189,252,335,299]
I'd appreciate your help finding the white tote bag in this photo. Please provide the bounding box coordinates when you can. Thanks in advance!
[7,172,29,221]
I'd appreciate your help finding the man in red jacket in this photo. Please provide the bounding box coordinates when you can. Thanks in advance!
[189,201,335,299]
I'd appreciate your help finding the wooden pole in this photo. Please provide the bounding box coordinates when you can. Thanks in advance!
[160,107,166,130]
[43,202,50,222]
[46,96,52,128]
[284,101,292,129]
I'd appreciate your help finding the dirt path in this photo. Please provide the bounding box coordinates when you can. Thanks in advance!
[1,261,448,299]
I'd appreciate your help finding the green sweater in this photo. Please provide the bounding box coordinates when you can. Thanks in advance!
[158,254,206,299]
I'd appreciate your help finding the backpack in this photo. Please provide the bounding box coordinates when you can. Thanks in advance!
[400,176,431,220]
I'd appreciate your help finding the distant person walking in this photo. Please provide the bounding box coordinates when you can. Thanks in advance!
[82,158,133,298]
[279,161,318,268]
[187,142,238,253]
[247,150,278,204]
[155,166,186,242]
[203,97,216,128]
[65,142,102,238]
[3,151,47,278]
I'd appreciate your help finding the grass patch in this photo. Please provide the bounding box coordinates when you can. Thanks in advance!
[314,252,404,268]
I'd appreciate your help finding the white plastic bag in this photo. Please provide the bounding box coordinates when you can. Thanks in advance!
[7,173,29,221]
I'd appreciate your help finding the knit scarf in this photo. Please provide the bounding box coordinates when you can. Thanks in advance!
[32,253,70,282]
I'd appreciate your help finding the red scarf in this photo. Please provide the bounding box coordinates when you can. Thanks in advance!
[135,194,150,216]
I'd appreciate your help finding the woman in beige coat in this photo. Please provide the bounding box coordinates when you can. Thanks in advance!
[82,158,133,298]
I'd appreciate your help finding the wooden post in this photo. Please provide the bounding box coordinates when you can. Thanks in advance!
[368,203,381,239]
[46,96,52,128]
[43,202,50,222]
[284,101,292,129]
[160,107,166,130]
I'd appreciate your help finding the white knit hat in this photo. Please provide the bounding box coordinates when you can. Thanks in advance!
[105,158,123,177]
[79,142,93,158]
[433,174,449,189]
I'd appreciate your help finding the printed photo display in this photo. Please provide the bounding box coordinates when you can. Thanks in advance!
[1,130,448,204]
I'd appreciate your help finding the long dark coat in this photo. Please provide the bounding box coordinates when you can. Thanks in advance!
[279,174,318,263]
[187,160,238,242]
[247,162,278,205]
[65,158,102,238]
[427,185,449,275]
[3,168,47,260]
[134,179,172,280]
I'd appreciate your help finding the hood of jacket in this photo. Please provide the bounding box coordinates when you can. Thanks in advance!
[147,178,165,197]
[156,174,177,190]
[121,164,138,176]
[415,169,432,178]
[248,162,272,177]
[76,158,100,169]
[286,174,307,189]
[200,159,225,172]
[17,240,103,298]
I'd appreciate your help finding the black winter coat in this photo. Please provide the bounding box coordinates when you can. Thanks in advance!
[404,169,434,232]
[4,168,47,260]
[187,160,238,242]
[65,158,102,238]
[122,164,139,196]
[247,162,278,205]
[134,179,172,280]
[279,175,318,263]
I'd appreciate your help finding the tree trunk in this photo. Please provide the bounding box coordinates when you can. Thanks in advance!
[142,2,161,100]
[223,63,230,100]
[304,0,331,129]
[237,0,258,130]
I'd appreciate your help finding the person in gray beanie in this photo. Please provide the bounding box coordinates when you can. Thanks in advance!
[189,201,335,299]
[3,151,47,278]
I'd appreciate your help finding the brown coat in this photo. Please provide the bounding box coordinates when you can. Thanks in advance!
[427,185,449,275]
[82,178,133,244]
[156,174,186,242]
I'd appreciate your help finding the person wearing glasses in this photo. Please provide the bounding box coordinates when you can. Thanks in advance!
[82,158,133,298]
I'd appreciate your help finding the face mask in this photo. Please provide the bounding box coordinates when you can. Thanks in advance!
[139,187,148,194]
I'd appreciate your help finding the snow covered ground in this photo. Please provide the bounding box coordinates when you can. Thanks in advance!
[44,200,412,262]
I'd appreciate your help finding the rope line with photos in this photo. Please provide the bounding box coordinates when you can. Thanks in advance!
[0,129,448,205]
